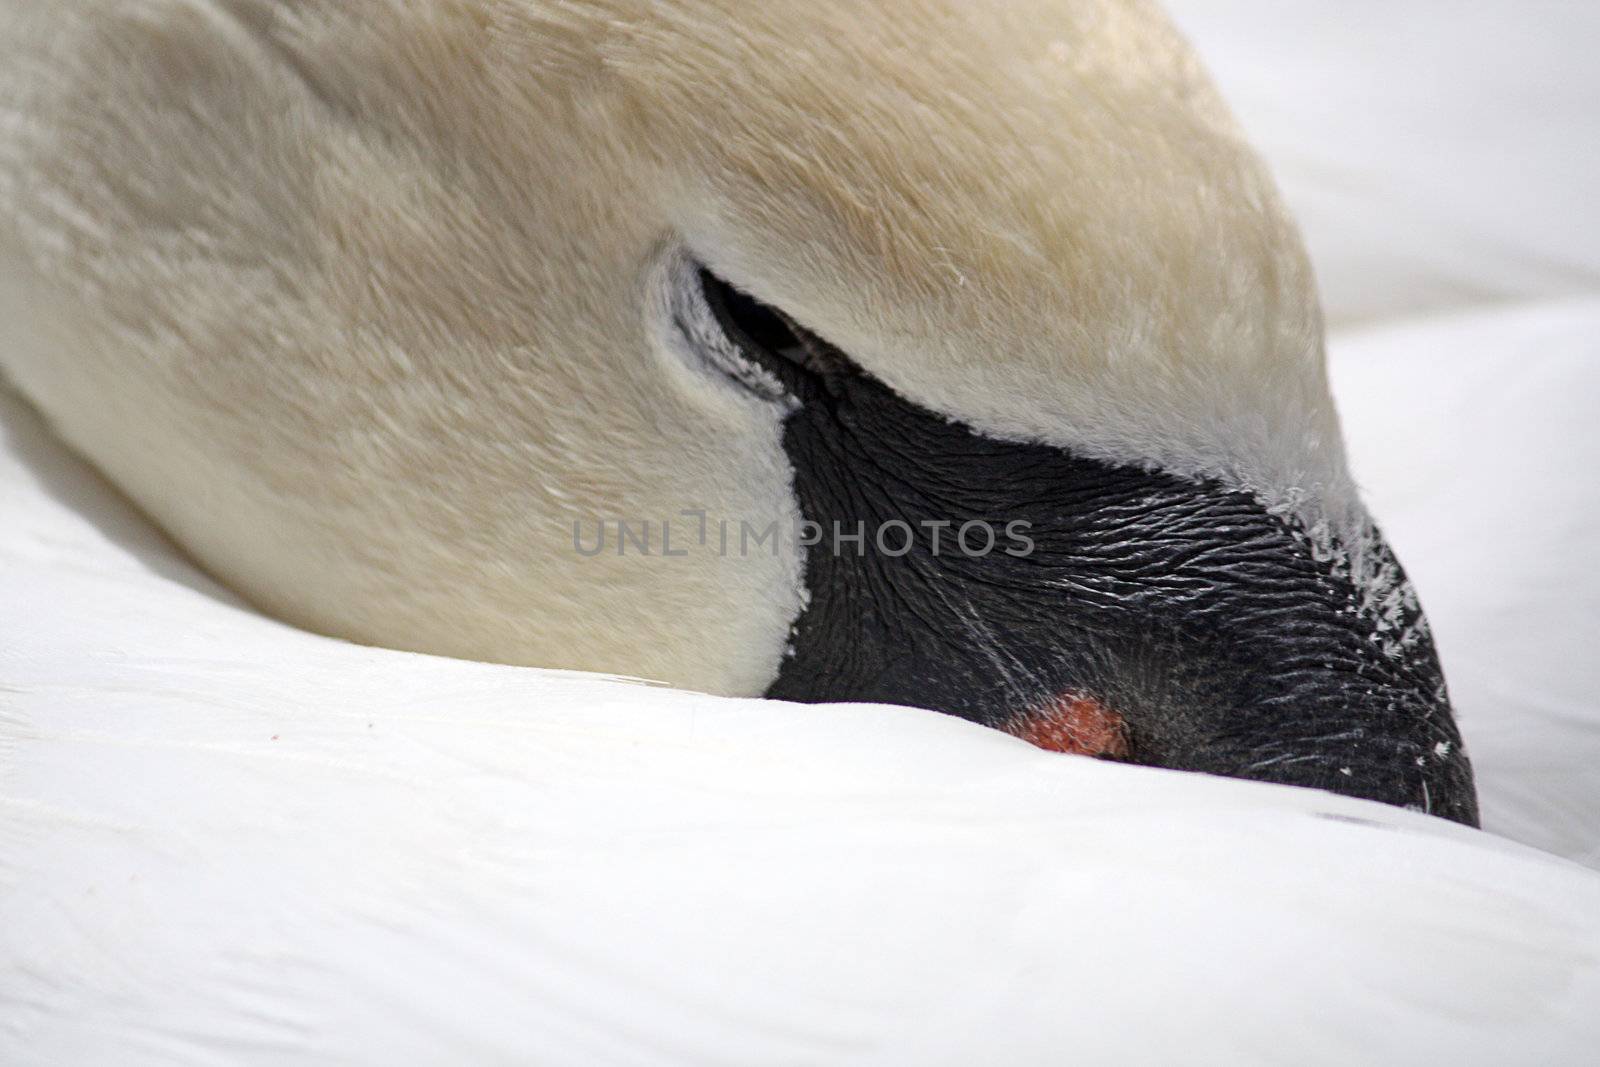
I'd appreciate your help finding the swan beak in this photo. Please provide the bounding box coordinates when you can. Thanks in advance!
[763,358,1479,825]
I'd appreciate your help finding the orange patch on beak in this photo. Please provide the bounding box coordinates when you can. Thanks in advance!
[1008,693,1130,759]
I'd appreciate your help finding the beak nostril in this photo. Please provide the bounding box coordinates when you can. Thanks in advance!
[1007,693,1131,760]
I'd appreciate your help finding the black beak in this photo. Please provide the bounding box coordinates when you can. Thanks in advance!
[694,266,1478,824]
[753,331,1478,826]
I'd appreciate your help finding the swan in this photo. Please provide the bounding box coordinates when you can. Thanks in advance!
[0,0,1478,820]
[3,1,1600,1062]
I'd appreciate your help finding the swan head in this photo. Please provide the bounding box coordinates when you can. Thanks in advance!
[3,0,1476,821]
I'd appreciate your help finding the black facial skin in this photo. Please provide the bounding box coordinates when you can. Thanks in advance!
[698,269,1479,826]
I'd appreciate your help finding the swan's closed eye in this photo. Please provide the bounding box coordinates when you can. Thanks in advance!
[699,269,809,370]
[690,264,852,399]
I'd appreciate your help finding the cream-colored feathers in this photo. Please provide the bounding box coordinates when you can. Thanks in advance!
[0,0,1336,694]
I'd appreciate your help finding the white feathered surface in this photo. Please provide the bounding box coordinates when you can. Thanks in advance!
[7,2,1600,1063]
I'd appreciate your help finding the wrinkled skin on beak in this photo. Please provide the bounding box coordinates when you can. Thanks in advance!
[755,325,1478,826]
